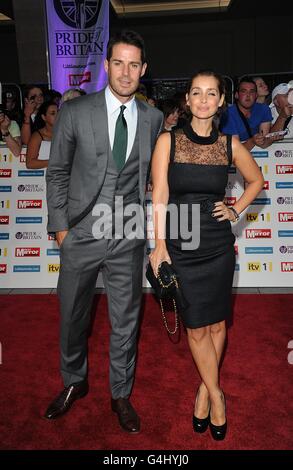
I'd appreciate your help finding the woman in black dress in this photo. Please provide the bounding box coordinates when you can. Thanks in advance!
[150,71,264,440]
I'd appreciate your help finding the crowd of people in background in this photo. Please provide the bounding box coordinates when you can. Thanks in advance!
[0,86,86,162]
[1,75,293,162]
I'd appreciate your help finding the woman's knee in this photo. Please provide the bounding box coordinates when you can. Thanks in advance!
[187,326,209,342]
[210,320,226,335]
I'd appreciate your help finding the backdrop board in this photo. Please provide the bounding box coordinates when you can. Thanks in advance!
[0,142,293,287]
[45,0,109,94]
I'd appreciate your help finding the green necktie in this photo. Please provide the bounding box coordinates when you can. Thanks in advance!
[112,105,128,171]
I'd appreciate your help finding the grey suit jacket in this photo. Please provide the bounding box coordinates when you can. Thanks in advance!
[46,89,163,233]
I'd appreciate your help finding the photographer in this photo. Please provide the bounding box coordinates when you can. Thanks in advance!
[20,85,44,145]
[0,106,21,157]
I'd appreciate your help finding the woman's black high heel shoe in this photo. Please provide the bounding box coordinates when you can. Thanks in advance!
[193,413,210,433]
[193,389,210,434]
[209,392,227,441]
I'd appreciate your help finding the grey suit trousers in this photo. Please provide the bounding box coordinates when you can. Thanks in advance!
[57,216,145,399]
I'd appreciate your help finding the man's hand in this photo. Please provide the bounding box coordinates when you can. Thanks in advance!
[56,230,68,247]
[252,133,265,147]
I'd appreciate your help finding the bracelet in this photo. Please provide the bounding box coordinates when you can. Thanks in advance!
[228,206,240,222]
[1,131,10,138]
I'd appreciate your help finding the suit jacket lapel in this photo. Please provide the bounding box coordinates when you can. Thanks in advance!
[90,90,110,158]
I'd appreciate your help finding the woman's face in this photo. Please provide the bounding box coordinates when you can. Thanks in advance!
[186,75,224,119]
[165,108,179,127]
[254,78,269,97]
[28,87,44,110]
[42,104,58,127]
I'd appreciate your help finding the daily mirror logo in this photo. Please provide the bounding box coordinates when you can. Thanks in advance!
[281,262,293,272]
[246,229,271,239]
[278,213,293,222]
[0,169,12,178]
[17,200,42,209]
[15,248,41,257]
[276,165,293,174]
[0,264,7,274]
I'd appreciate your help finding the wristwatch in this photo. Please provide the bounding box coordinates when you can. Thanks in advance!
[229,206,240,222]
[1,130,10,138]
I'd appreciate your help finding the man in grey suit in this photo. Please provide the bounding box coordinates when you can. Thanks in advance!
[44,30,163,433]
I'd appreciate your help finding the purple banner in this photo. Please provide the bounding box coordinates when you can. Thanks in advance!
[45,0,109,94]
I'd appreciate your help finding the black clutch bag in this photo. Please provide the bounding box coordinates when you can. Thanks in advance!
[146,261,189,335]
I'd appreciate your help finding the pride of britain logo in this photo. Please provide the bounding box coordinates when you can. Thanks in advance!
[275,150,282,158]
[54,1,102,29]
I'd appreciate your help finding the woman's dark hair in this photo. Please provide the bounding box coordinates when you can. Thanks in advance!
[157,98,179,118]
[188,70,226,97]
[106,30,146,64]
[34,101,57,130]
[44,89,62,103]
[188,70,227,125]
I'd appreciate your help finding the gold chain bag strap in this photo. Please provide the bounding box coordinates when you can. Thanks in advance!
[146,261,189,336]
[157,266,179,335]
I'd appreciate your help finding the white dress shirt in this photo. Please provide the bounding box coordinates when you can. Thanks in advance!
[105,86,138,161]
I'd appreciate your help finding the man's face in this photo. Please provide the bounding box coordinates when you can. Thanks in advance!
[274,93,289,109]
[104,43,147,102]
[236,82,257,109]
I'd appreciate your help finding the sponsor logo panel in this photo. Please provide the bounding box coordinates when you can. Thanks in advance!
[0,233,9,240]
[0,216,9,225]
[48,264,60,273]
[13,265,41,273]
[15,217,43,224]
[0,186,12,192]
[245,247,273,254]
[252,151,269,158]
[47,249,60,256]
[251,198,271,205]
[246,213,271,222]
[18,170,44,177]
[279,245,293,254]
[0,264,7,273]
[15,247,41,257]
[0,169,12,177]
[276,165,293,175]
[247,262,273,272]
[278,212,293,222]
[15,231,42,240]
[246,229,271,239]
[281,262,293,272]
[17,200,42,209]
[276,182,293,189]
[278,230,293,237]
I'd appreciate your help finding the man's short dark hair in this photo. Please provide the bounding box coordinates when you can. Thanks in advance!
[237,76,257,92]
[106,30,146,64]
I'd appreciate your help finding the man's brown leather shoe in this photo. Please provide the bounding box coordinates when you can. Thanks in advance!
[44,381,88,419]
[111,398,140,433]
